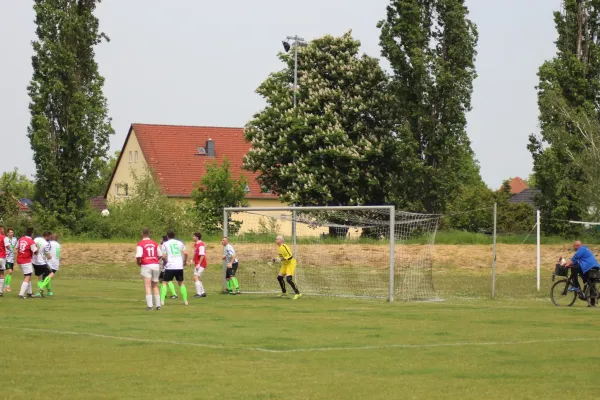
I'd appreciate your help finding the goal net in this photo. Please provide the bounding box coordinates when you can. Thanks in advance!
[223,206,441,301]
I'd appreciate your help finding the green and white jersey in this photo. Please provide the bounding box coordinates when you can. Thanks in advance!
[161,239,185,270]
[223,244,238,263]
[47,240,61,270]
[4,236,17,263]
[33,237,50,265]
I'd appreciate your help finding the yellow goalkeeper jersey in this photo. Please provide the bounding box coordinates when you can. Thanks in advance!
[278,244,295,268]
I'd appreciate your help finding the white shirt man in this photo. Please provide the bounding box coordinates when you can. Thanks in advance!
[160,234,188,306]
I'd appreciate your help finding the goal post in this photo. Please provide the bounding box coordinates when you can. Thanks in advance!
[223,206,441,302]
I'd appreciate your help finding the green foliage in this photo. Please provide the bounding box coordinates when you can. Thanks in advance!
[378,0,481,213]
[191,159,248,234]
[28,0,114,230]
[0,169,35,199]
[87,151,120,197]
[80,171,199,239]
[529,0,600,234]
[245,32,399,207]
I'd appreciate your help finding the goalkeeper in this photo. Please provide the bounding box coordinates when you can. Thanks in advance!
[272,236,302,300]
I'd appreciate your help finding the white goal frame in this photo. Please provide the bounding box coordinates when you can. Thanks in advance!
[223,205,398,302]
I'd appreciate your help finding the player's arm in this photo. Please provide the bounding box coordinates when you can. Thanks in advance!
[161,244,167,262]
[227,250,235,268]
[31,243,39,255]
[4,237,9,252]
[197,245,205,267]
[44,243,52,260]
[182,245,188,266]
[136,245,143,266]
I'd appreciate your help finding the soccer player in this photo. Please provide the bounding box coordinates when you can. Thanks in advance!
[272,235,302,300]
[33,231,52,297]
[4,228,17,292]
[136,228,162,311]
[0,226,5,296]
[17,227,38,299]
[39,232,61,296]
[159,235,179,300]
[192,232,207,298]
[160,231,188,306]
[221,237,240,295]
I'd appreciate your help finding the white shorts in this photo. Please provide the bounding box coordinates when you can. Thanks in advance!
[140,264,160,282]
[194,266,205,277]
[0,259,5,270]
[20,263,33,275]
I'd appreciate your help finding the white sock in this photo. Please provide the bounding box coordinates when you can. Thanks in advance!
[145,295,153,308]
[19,282,29,296]
[194,281,202,295]
[154,295,161,308]
[0,279,4,293]
[28,282,33,294]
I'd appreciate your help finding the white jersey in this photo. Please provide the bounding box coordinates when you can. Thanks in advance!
[161,239,185,270]
[4,236,17,263]
[224,244,238,263]
[47,240,61,270]
[33,237,51,265]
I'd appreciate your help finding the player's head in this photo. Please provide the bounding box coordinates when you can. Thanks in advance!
[0,225,4,234]
[161,235,168,244]
[167,230,175,240]
[7,228,14,238]
[276,235,285,246]
[26,227,34,237]
[52,232,59,241]
[221,236,229,246]
[142,227,150,238]
[573,240,583,251]
[43,231,52,239]
[193,232,202,242]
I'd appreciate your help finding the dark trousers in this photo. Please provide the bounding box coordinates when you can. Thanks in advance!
[573,265,597,305]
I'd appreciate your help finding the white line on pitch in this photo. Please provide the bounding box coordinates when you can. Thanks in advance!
[11,327,597,353]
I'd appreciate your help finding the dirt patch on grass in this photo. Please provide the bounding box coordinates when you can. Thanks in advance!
[60,242,584,273]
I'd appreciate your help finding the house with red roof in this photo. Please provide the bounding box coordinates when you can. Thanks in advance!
[508,177,528,195]
[104,124,281,207]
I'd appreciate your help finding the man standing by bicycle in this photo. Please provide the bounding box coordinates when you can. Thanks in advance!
[564,241,599,306]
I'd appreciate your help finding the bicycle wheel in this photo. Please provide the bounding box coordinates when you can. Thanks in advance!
[551,279,577,307]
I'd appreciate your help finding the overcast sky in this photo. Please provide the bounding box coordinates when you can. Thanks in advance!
[0,0,558,188]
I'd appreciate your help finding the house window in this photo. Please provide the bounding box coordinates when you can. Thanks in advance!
[123,184,129,197]
[129,151,132,163]
[244,183,251,193]
[115,184,120,197]
[135,151,138,163]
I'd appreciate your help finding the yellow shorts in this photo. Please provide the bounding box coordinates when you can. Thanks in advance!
[279,260,296,276]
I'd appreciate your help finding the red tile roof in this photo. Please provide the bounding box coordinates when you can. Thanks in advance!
[90,196,107,211]
[508,177,528,195]
[107,124,278,199]
[0,191,30,212]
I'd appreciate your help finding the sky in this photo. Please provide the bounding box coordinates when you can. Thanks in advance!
[0,0,559,189]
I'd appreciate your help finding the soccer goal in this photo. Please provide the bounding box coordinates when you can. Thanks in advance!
[222,206,441,302]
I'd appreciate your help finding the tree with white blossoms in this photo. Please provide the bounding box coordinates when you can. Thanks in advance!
[244,32,400,207]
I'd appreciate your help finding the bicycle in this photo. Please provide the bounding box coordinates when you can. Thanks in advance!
[551,264,600,307]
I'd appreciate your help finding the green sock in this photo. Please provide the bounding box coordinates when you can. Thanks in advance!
[179,285,188,302]
[47,279,52,291]
[5,275,11,287]
[227,280,232,292]
[39,276,52,290]
[232,277,239,290]
[160,285,167,304]
[37,280,43,290]
[168,281,176,296]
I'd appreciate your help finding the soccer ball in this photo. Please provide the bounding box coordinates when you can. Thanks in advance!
[101,209,110,217]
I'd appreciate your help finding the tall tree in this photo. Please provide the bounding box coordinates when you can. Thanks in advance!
[378,0,480,213]
[244,32,399,207]
[28,0,114,229]
[529,0,600,234]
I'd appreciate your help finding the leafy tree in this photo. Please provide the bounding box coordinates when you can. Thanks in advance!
[244,32,399,207]
[0,169,35,200]
[191,159,248,234]
[378,0,481,213]
[528,0,600,234]
[88,151,120,197]
[28,0,114,230]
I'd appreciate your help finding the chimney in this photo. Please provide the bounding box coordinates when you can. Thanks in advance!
[206,138,215,157]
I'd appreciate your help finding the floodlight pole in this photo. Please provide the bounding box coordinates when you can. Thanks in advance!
[492,202,497,299]
[285,34,307,258]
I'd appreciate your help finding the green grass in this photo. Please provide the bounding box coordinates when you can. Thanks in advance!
[2,265,600,399]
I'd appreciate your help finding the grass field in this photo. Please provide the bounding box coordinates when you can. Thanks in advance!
[2,243,600,399]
